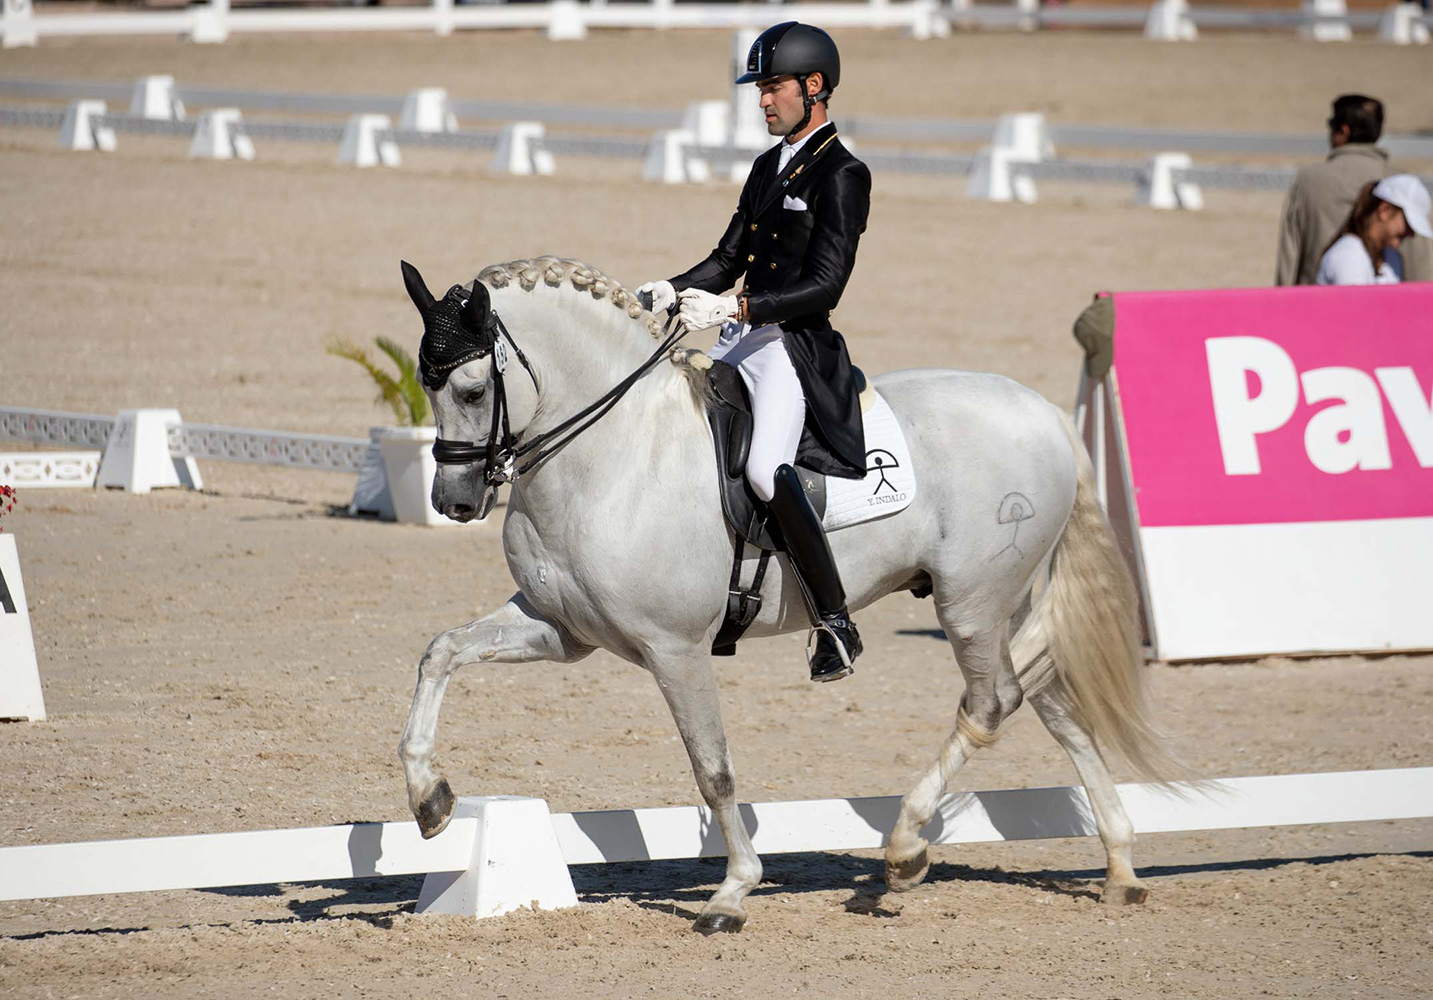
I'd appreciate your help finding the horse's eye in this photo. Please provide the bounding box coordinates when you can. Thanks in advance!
[462,386,487,407]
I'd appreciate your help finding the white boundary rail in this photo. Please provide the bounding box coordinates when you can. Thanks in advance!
[1,769,1429,917]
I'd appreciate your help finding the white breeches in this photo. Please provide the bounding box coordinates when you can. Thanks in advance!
[708,322,806,503]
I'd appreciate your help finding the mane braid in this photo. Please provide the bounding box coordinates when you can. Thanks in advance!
[476,257,666,339]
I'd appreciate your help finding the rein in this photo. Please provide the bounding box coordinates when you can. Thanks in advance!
[433,307,690,488]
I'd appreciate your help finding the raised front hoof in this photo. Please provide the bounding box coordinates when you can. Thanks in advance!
[693,910,746,935]
[884,846,930,893]
[1101,881,1149,906]
[416,778,455,840]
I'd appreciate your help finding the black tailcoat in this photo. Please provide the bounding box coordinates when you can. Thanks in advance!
[668,123,871,479]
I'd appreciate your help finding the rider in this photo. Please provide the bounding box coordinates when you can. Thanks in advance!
[639,22,872,683]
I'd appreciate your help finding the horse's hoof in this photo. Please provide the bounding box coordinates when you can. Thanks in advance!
[693,911,745,935]
[416,778,455,839]
[885,846,930,892]
[1101,881,1149,906]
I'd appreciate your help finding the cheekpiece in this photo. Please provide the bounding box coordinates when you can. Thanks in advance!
[418,284,496,390]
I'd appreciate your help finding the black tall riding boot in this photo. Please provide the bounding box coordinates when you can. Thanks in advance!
[767,464,862,682]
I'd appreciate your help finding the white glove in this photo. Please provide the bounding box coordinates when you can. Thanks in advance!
[678,288,739,331]
[636,279,676,314]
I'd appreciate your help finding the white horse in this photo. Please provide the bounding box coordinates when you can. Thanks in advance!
[397,256,1183,934]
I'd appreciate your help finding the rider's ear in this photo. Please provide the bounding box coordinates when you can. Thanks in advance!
[400,260,436,313]
[461,281,490,331]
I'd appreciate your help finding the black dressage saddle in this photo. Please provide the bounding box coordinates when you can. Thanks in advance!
[703,360,869,656]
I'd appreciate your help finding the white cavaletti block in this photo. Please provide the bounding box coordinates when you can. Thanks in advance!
[1138,152,1204,210]
[491,122,555,176]
[729,29,767,151]
[1144,0,1198,40]
[337,114,400,168]
[96,409,202,494]
[433,0,454,37]
[1299,0,1352,40]
[967,112,1049,204]
[415,797,578,918]
[2,0,38,50]
[129,75,185,120]
[348,428,396,520]
[908,0,952,39]
[0,534,46,722]
[59,101,117,153]
[1378,2,1430,43]
[400,88,458,133]
[189,109,254,160]
[546,0,587,40]
[189,0,229,43]
[642,129,696,185]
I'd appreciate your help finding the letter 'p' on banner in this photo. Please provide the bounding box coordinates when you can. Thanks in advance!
[1076,284,1433,661]
[0,534,45,720]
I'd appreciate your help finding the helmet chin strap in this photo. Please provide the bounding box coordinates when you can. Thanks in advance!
[786,74,814,140]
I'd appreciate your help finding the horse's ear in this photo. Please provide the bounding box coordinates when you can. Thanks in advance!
[400,260,435,314]
[461,281,490,330]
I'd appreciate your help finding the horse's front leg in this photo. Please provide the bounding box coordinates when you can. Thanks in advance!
[399,592,591,839]
[649,649,762,934]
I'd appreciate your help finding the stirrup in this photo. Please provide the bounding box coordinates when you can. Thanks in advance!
[805,620,855,682]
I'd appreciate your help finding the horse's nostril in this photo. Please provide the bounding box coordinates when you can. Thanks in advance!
[444,504,475,521]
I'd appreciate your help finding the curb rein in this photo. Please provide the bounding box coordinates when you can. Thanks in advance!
[432,301,689,489]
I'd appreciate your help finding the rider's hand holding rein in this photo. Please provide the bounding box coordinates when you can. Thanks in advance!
[636,279,676,314]
[678,288,741,331]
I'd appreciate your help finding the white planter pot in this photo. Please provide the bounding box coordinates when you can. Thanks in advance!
[378,427,465,528]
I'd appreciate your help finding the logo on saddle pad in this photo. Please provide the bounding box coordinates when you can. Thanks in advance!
[822,394,917,531]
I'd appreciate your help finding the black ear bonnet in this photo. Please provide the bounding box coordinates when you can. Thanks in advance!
[402,260,497,390]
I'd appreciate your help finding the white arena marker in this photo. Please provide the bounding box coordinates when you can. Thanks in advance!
[546,0,587,40]
[0,534,45,722]
[337,114,400,169]
[58,100,116,153]
[1138,152,1203,210]
[96,409,203,494]
[399,88,457,133]
[491,121,555,177]
[966,113,1049,205]
[189,0,229,44]
[129,75,185,120]
[189,109,254,161]
[1144,0,1198,40]
[1378,2,1431,43]
[1299,0,1353,40]
[0,452,100,488]
[416,797,578,918]
[642,129,696,185]
[1,0,38,49]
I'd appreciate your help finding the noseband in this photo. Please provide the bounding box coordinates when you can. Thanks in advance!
[433,306,688,490]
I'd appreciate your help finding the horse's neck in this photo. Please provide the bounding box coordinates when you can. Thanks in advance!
[509,299,706,526]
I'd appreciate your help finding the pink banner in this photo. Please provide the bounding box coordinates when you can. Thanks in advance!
[1111,284,1433,528]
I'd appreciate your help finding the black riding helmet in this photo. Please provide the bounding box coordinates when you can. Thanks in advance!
[736,22,841,137]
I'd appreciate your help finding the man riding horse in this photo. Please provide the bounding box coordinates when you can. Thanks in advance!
[639,22,872,683]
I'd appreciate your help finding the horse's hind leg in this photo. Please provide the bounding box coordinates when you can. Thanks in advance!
[648,649,762,934]
[1028,684,1149,905]
[399,593,591,838]
[885,621,1024,892]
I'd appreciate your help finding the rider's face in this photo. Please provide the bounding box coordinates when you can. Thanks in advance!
[757,75,808,138]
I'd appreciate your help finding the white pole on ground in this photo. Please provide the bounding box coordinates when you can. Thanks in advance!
[189,0,229,44]
[129,75,185,120]
[1,0,37,49]
[0,535,45,722]
[58,100,117,153]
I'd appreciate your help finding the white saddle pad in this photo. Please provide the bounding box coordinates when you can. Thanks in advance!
[823,389,917,532]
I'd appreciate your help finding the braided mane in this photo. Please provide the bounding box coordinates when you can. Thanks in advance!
[477,257,666,340]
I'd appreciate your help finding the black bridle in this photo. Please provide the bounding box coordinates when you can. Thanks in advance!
[433,305,689,489]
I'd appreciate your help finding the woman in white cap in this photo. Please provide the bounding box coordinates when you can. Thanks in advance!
[1316,173,1432,285]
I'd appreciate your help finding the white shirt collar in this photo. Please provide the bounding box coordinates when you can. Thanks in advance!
[776,122,834,173]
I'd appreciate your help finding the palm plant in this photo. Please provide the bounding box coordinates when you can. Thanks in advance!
[326,336,431,427]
